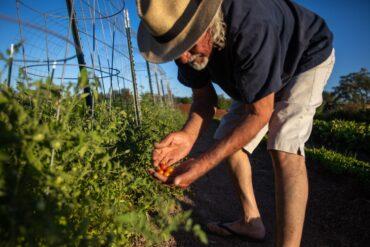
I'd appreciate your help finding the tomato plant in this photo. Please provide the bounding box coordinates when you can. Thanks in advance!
[0,78,207,246]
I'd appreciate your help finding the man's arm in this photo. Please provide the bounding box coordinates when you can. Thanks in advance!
[171,92,274,187]
[182,83,218,143]
[201,92,274,166]
[151,83,217,167]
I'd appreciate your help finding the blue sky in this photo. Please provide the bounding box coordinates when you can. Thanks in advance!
[127,0,370,97]
[1,0,369,97]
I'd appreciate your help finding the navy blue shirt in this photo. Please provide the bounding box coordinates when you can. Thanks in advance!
[176,0,333,103]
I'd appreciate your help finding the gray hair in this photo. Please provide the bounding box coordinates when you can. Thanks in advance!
[209,7,226,50]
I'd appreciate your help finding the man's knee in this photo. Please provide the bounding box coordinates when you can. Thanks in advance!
[225,149,248,165]
[269,150,306,173]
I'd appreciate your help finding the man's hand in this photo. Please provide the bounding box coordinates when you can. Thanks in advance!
[150,84,218,187]
[152,131,195,167]
[149,158,203,188]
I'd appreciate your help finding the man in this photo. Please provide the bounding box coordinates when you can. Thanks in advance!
[136,0,334,246]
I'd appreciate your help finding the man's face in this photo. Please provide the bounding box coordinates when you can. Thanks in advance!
[176,30,213,71]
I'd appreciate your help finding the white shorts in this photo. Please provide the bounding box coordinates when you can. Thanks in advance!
[214,49,335,156]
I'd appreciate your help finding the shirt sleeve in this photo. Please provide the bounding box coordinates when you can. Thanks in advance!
[176,60,212,89]
[232,20,283,104]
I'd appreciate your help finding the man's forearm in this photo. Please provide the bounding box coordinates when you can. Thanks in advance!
[181,100,216,143]
[196,93,274,175]
[201,113,267,167]
[181,85,218,143]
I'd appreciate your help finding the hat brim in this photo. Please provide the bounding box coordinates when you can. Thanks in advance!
[137,0,222,64]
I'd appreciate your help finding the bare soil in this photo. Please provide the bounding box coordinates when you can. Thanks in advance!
[168,120,370,247]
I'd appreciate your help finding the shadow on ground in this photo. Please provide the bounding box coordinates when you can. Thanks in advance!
[168,119,370,247]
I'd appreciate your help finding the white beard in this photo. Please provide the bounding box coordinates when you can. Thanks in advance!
[188,54,209,71]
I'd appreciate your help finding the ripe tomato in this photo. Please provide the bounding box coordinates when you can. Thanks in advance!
[160,163,168,171]
[165,166,174,173]
[156,163,175,177]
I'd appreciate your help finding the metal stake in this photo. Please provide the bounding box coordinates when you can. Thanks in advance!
[7,44,14,87]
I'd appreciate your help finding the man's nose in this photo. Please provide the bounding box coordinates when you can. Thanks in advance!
[177,51,191,64]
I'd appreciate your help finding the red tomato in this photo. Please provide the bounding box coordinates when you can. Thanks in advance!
[160,163,168,171]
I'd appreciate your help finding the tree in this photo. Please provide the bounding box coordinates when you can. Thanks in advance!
[333,68,370,110]
[217,95,232,110]
[120,88,133,103]
[175,96,192,104]
[318,90,337,113]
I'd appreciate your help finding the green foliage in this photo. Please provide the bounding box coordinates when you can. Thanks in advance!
[315,108,370,124]
[316,90,337,114]
[306,147,370,187]
[311,119,370,155]
[217,95,232,110]
[0,42,24,83]
[175,96,192,104]
[0,80,205,246]
[333,68,370,110]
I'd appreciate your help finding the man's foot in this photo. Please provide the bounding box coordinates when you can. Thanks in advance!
[206,218,266,241]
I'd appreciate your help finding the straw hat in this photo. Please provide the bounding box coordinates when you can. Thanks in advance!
[136,0,222,63]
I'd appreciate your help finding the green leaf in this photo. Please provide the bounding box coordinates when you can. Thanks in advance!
[193,224,208,244]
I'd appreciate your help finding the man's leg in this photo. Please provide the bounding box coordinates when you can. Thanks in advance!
[267,50,335,246]
[270,150,308,247]
[210,101,269,239]
[222,149,266,239]
[206,149,265,239]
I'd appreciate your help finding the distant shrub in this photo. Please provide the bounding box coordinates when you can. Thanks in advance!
[315,109,370,124]
[311,119,370,156]
[306,147,370,187]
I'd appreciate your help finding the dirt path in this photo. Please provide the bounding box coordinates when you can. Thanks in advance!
[171,120,370,247]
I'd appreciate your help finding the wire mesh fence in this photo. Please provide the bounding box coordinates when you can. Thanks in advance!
[0,0,175,126]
